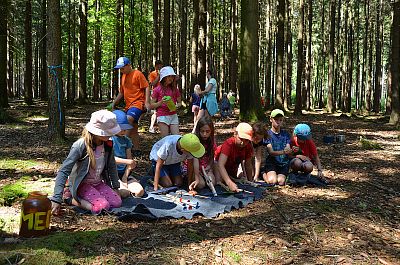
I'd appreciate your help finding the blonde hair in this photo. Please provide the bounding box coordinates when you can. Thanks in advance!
[81,128,96,168]
[194,84,201,94]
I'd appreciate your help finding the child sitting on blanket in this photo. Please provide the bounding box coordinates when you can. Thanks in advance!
[290,124,325,180]
[263,109,292,186]
[215,123,254,192]
[251,122,270,181]
[51,110,122,215]
[112,110,144,197]
[188,116,220,191]
[150,133,205,191]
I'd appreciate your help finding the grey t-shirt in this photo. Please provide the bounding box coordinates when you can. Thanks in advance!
[150,135,194,165]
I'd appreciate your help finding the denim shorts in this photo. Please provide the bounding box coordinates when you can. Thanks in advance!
[263,158,290,176]
[157,114,179,125]
[151,161,182,178]
[126,107,145,123]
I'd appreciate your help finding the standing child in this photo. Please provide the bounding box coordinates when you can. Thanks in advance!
[251,122,269,181]
[188,116,219,191]
[150,133,205,191]
[215,123,254,192]
[263,109,292,185]
[190,84,201,125]
[290,124,325,179]
[50,110,122,215]
[148,60,163,134]
[150,66,182,137]
[220,93,231,119]
[112,110,145,197]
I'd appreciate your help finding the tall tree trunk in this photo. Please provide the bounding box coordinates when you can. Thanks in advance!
[239,0,262,121]
[390,0,400,125]
[6,1,13,98]
[0,0,8,108]
[66,0,72,103]
[344,4,354,113]
[114,0,123,98]
[179,0,187,95]
[24,0,33,105]
[294,0,304,115]
[92,0,101,101]
[318,0,326,108]
[162,0,171,65]
[275,0,285,108]
[47,0,65,140]
[373,0,382,113]
[190,0,199,89]
[305,0,312,110]
[327,0,336,113]
[229,0,238,95]
[71,1,76,101]
[78,0,88,102]
[198,0,207,88]
[355,1,360,110]
[361,0,369,111]
[152,0,159,61]
[285,0,292,109]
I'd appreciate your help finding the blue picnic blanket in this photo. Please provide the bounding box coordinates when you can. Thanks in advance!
[110,176,268,220]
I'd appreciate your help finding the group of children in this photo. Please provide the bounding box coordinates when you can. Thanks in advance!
[50,104,325,215]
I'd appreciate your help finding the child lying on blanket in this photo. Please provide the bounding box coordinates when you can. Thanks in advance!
[150,133,205,191]
[188,116,221,192]
[112,110,144,197]
[215,123,254,192]
[290,124,326,181]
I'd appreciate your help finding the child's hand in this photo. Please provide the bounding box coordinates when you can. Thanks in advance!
[126,159,136,169]
[284,146,292,155]
[227,181,239,192]
[317,170,324,178]
[51,201,61,216]
[189,180,199,191]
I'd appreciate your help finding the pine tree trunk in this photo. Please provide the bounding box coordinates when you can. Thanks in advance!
[78,0,88,102]
[327,0,336,113]
[355,1,360,110]
[190,0,199,89]
[179,0,187,97]
[0,0,8,108]
[152,0,159,61]
[389,0,400,125]
[92,0,101,101]
[275,0,285,108]
[47,0,65,140]
[373,0,382,113]
[162,0,170,65]
[294,0,304,115]
[198,0,207,88]
[265,0,272,109]
[229,0,238,95]
[305,0,312,110]
[285,0,292,109]
[239,0,262,121]
[24,0,33,105]
[66,0,72,103]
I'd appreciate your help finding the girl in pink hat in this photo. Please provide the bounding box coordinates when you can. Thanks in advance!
[50,110,123,215]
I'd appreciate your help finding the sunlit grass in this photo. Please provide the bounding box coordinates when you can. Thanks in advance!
[0,159,38,170]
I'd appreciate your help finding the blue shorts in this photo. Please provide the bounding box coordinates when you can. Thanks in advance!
[263,158,290,176]
[126,107,145,123]
[151,161,182,178]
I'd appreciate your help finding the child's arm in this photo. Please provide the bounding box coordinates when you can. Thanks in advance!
[253,146,262,181]
[217,154,239,192]
[153,158,165,191]
[314,154,324,178]
[188,158,201,190]
[244,158,253,182]
[266,143,292,156]
[176,96,182,108]
[120,148,137,183]
[145,86,151,111]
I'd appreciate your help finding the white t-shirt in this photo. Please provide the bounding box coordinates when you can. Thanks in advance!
[149,135,193,165]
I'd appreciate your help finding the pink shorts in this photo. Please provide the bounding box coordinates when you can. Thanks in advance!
[192,105,200,113]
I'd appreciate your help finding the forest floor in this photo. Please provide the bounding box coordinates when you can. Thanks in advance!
[0,100,399,265]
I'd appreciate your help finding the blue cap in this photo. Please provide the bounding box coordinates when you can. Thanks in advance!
[294,124,311,140]
[114,57,131,69]
[112,110,133,130]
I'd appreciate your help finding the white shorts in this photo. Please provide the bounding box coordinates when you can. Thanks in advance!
[157,114,179,125]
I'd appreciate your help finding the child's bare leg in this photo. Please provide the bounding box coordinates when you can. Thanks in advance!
[127,181,145,197]
[277,174,286,185]
[264,171,278,184]
[291,158,303,172]
[170,124,180,135]
[302,161,313,174]
[75,198,92,211]
[195,176,206,189]
[212,162,222,184]
[158,123,170,137]
[159,175,173,188]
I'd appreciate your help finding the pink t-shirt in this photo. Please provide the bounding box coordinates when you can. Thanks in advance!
[83,144,105,185]
[152,85,181,117]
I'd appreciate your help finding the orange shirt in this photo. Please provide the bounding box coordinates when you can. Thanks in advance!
[148,70,160,88]
[120,70,148,111]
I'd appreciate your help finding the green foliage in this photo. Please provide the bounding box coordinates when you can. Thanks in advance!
[359,136,383,150]
[226,251,242,263]
[0,182,28,206]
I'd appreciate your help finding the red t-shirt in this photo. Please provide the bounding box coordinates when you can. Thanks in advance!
[215,137,254,177]
[290,136,318,163]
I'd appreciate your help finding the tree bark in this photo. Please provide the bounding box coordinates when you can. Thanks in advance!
[47,0,65,140]
[78,0,88,102]
[162,0,171,65]
[327,0,336,113]
[93,0,101,101]
[389,1,400,125]
[294,0,304,115]
[190,0,199,89]
[24,0,33,105]
[275,0,285,108]
[373,0,383,113]
[239,0,262,121]
[0,0,8,108]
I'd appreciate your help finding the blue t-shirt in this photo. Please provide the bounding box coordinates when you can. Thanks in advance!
[112,135,133,172]
[192,93,200,106]
[265,129,291,166]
